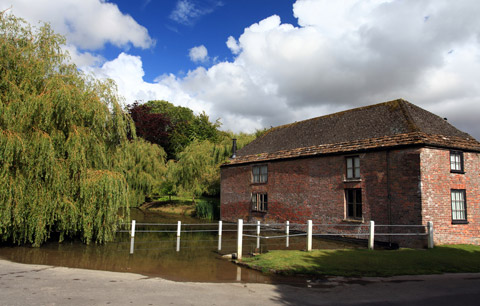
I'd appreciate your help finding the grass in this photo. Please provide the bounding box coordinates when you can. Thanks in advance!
[241,245,480,277]
[141,196,219,220]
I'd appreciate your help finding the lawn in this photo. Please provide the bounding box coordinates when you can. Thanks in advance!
[241,245,480,277]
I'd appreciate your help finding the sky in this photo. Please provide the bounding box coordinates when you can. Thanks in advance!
[1,0,480,139]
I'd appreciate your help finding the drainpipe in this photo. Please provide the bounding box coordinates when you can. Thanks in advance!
[386,150,392,246]
[231,138,237,158]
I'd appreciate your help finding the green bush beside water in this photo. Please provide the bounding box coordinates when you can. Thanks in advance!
[194,198,220,220]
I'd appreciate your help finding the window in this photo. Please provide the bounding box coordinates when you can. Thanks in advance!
[450,151,464,173]
[346,156,360,179]
[252,193,268,212]
[345,189,362,219]
[451,189,467,223]
[252,165,268,183]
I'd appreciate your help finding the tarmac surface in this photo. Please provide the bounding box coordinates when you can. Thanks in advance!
[1,259,480,306]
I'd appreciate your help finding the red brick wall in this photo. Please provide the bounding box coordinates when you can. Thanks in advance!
[420,148,480,245]
[221,147,432,247]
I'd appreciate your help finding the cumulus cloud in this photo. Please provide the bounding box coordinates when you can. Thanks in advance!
[169,0,223,25]
[63,44,104,67]
[226,36,241,55]
[1,0,154,50]
[84,53,210,114]
[88,0,480,139]
[7,0,480,139]
[189,45,209,63]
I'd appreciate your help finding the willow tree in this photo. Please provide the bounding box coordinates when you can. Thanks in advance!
[0,13,165,246]
[169,133,256,198]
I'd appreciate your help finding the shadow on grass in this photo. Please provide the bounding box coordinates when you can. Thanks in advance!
[251,245,480,305]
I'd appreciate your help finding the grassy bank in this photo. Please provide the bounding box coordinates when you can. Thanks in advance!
[241,245,480,277]
[141,196,219,220]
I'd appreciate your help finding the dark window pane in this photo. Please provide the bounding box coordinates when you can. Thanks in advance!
[356,190,362,204]
[347,189,353,202]
[356,203,362,218]
[347,204,354,217]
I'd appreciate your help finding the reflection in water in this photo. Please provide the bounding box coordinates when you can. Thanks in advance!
[0,208,360,284]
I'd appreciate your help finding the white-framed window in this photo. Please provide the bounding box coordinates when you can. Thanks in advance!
[451,189,467,223]
[346,156,360,179]
[345,188,362,219]
[450,151,464,173]
[252,165,268,183]
[252,193,268,212]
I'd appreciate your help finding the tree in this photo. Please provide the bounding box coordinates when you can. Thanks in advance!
[126,101,171,149]
[144,100,221,159]
[167,133,257,199]
[0,12,165,246]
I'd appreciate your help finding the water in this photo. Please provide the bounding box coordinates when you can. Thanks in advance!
[0,208,361,284]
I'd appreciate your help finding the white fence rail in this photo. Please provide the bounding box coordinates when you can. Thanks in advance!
[119,219,434,258]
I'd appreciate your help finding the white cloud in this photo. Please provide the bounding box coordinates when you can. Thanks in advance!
[17,0,479,139]
[84,53,210,115]
[169,0,223,25]
[226,36,241,55]
[189,45,209,63]
[86,0,480,139]
[63,44,104,67]
[2,0,154,50]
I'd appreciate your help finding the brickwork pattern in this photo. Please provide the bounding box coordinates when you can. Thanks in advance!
[420,148,480,245]
[221,148,437,247]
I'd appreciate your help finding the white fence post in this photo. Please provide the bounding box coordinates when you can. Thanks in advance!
[177,221,181,237]
[129,238,135,254]
[131,220,136,238]
[368,220,375,250]
[427,221,434,249]
[286,221,290,248]
[237,219,243,261]
[307,220,312,252]
[218,220,223,251]
[256,221,261,235]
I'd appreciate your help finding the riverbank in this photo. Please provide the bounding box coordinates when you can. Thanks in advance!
[141,201,196,215]
[2,259,480,306]
[139,196,220,219]
[241,245,480,277]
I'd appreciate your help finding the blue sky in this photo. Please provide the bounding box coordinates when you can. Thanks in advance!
[2,0,480,139]
[107,0,298,82]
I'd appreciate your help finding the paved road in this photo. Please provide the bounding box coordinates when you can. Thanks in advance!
[1,259,480,305]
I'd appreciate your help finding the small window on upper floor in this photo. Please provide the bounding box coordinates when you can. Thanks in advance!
[450,151,464,173]
[252,165,268,183]
[346,156,360,180]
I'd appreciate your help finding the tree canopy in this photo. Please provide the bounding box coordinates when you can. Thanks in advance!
[0,13,165,246]
[166,133,256,199]
[142,100,221,159]
[126,101,171,149]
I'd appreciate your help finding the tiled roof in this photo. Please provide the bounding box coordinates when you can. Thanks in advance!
[224,99,480,166]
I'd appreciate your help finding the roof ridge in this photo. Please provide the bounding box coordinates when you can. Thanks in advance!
[397,99,421,133]
[260,98,410,137]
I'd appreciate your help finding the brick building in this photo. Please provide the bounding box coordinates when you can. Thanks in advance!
[220,99,480,246]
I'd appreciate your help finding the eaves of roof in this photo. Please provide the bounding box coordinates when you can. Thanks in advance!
[221,132,480,167]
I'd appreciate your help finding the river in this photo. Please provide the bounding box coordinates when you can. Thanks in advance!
[0,208,360,285]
